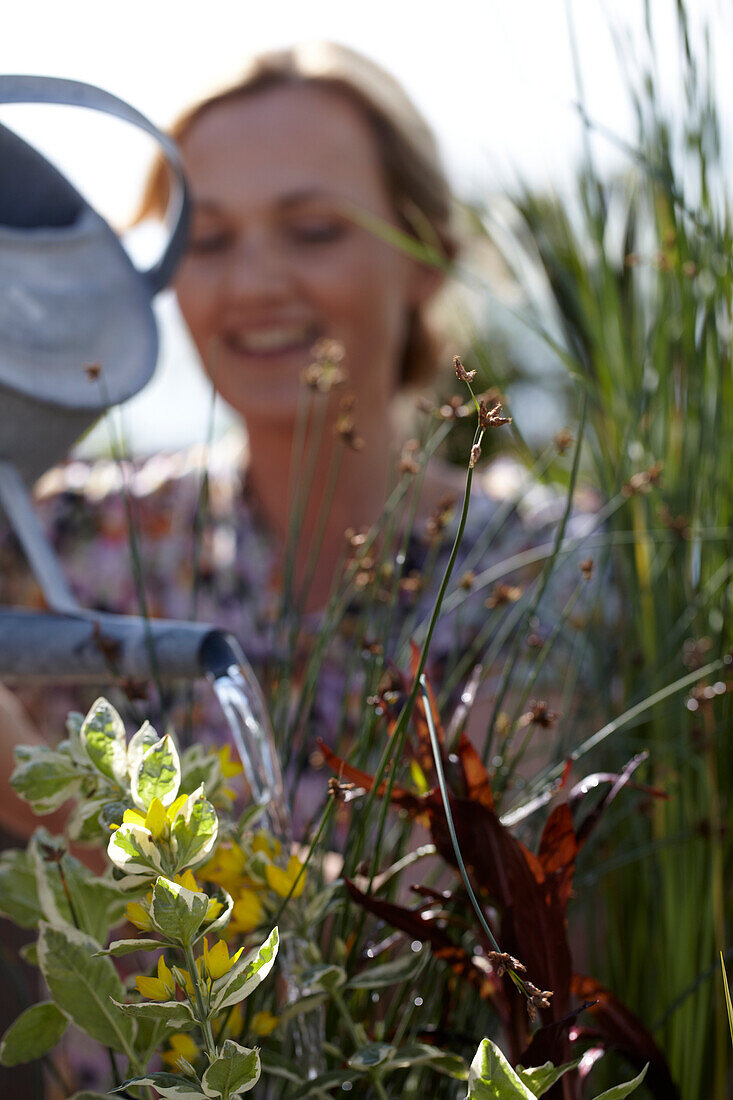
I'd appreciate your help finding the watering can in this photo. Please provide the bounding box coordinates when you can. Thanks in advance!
[0,76,289,836]
[0,75,189,486]
[0,73,190,613]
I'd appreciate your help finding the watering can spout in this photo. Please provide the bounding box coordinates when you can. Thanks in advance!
[0,607,235,686]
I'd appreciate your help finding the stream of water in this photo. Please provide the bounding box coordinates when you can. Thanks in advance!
[205,640,325,1079]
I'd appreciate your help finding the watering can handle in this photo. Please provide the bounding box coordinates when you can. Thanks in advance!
[0,74,189,296]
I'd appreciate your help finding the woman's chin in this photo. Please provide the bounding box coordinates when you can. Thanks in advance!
[211,351,314,422]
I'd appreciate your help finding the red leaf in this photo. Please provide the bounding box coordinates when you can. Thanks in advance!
[424,793,573,1026]
[537,803,578,908]
[317,739,425,817]
[570,975,680,1099]
[343,878,502,1005]
[455,733,495,809]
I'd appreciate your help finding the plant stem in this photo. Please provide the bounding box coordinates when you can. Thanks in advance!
[330,985,366,1050]
[273,798,335,928]
[361,424,482,885]
[184,942,217,1061]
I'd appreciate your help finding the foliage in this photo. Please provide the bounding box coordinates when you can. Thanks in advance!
[2,698,277,1099]
[473,5,733,1094]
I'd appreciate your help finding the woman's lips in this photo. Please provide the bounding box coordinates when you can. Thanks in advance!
[222,325,320,358]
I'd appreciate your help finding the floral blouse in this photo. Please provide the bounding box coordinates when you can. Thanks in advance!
[0,437,599,802]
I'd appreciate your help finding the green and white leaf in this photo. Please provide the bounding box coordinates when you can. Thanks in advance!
[170,785,218,870]
[110,998,197,1029]
[96,937,168,957]
[0,848,42,928]
[30,834,125,943]
[387,1044,468,1078]
[180,744,221,796]
[151,875,208,945]
[64,709,89,766]
[28,832,74,930]
[10,748,82,813]
[108,822,166,877]
[66,796,113,843]
[278,992,328,1024]
[593,1065,648,1100]
[348,1043,395,1071]
[210,926,279,1013]
[113,1072,206,1098]
[126,720,161,782]
[516,1059,580,1096]
[132,734,181,811]
[194,886,233,941]
[38,922,136,1058]
[80,698,128,785]
[347,947,428,990]
[466,1039,536,1099]
[202,1040,261,1097]
[99,800,129,832]
[0,1001,67,1066]
[300,963,347,994]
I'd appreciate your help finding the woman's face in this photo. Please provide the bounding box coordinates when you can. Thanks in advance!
[175,84,435,430]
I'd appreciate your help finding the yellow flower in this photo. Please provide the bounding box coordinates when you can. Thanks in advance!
[174,869,199,892]
[217,1002,244,1040]
[198,842,247,895]
[265,854,306,899]
[228,889,264,936]
[161,1032,200,1070]
[218,745,244,779]
[202,937,244,981]
[125,895,153,931]
[251,831,282,860]
[118,793,188,841]
[135,955,176,1001]
[206,897,224,922]
[251,1011,279,1037]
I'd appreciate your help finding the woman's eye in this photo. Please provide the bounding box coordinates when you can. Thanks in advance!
[286,219,346,245]
[188,231,233,255]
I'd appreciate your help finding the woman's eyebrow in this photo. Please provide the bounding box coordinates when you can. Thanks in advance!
[276,188,339,210]
[189,190,342,219]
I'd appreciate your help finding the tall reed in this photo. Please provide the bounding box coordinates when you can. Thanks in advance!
[477,5,733,1093]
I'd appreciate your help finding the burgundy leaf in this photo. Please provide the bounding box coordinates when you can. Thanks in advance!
[570,974,680,1099]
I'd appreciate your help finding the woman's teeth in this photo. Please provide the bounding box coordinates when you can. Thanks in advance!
[226,326,315,354]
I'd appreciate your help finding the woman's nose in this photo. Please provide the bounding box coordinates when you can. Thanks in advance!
[220,234,292,304]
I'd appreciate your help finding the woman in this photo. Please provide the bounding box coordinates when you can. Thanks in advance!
[140,40,462,612]
[0,43,575,835]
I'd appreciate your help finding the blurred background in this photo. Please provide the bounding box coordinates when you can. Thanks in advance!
[1,0,731,453]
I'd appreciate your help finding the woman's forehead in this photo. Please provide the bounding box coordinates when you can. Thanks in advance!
[180,84,391,214]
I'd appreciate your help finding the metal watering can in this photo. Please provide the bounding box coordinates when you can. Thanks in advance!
[0,78,252,719]
[0,74,211,670]
[0,75,189,486]
[0,75,289,844]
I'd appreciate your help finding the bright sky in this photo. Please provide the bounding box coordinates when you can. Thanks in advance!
[1,0,731,450]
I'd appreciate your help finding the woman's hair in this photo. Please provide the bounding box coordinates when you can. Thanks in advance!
[139,41,457,388]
